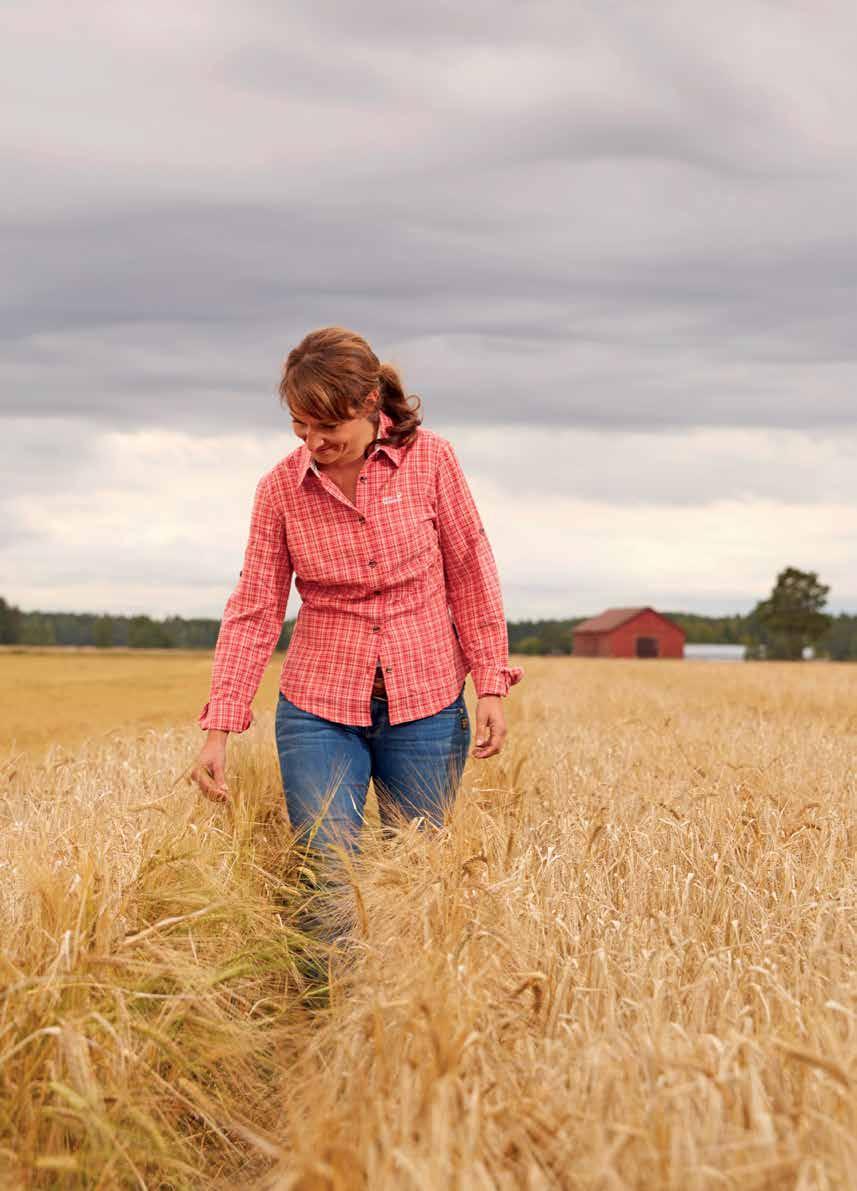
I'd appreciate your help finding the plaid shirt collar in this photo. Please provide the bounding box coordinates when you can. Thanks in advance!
[297,408,402,486]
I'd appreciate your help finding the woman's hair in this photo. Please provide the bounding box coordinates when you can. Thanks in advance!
[279,326,422,453]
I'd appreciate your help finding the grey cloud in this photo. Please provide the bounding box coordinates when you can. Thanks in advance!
[0,521,45,554]
[1,4,855,438]
[216,44,399,106]
[2,196,856,434]
[4,0,856,620]
[0,419,100,492]
[501,581,760,621]
[445,425,857,508]
[3,417,854,619]
[4,539,238,590]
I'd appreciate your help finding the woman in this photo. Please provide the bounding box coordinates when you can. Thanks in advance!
[191,326,522,857]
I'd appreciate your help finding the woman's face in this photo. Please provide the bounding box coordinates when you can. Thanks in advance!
[289,393,378,466]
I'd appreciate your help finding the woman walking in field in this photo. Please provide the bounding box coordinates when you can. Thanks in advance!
[191,326,522,865]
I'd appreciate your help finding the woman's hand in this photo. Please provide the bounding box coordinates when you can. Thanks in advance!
[190,730,230,802]
[472,695,507,759]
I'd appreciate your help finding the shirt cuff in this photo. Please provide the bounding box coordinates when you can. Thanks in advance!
[470,664,524,698]
[197,698,255,733]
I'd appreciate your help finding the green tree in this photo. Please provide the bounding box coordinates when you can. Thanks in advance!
[93,615,114,648]
[752,567,831,660]
[127,616,173,649]
[819,613,857,661]
[20,613,56,646]
[515,635,545,655]
[0,596,21,644]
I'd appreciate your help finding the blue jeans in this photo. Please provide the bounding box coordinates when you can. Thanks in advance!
[275,685,471,857]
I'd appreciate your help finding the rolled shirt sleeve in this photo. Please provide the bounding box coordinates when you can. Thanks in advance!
[435,440,523,699]
[197,474,293,733]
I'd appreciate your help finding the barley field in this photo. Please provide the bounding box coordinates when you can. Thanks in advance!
[0,648,284,759]
[1,654,855,1189]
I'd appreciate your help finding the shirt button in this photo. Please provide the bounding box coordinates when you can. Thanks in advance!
[372,625,380,632]
[368,559,377,567]
[385,666,392,673]
[359,476,367,483]
[373,589,381,595]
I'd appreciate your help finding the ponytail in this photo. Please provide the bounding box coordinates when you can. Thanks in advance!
[376,361,422,450]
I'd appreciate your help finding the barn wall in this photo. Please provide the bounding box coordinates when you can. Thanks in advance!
[607,610,685,658]
[572,632,618,657]
[573,633,598,657]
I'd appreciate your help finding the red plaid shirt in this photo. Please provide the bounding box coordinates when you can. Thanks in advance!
[198,409,523,731]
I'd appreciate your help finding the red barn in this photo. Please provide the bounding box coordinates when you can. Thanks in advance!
[573,607,685,659]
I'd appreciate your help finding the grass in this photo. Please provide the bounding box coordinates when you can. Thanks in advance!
[1,655,855,1188]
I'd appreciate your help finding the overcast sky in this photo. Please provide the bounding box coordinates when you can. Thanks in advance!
[3,0,856,620]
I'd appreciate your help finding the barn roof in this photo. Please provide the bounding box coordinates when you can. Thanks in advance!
[573,606,651,634]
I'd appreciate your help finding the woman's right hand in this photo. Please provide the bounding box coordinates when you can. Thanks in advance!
[190,730,230,802]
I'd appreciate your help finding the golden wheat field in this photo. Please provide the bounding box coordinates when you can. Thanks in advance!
[1,653,856,1189]
[0,648,286,759]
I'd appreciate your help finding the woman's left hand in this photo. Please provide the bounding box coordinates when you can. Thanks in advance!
[472,695,507,759]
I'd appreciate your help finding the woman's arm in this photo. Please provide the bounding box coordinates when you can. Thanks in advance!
[435,439,523,701]
[197,473,293,733]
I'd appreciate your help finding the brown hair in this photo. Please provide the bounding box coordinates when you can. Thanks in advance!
[279,326,422,455]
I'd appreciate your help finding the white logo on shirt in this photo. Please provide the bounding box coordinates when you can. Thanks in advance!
[382,494,402,505]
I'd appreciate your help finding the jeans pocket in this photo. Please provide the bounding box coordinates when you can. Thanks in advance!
[452,688,469,732]
[424,687,468,735]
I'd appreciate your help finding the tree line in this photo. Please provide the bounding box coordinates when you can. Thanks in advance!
[0,603,295,652]
[1,568,854,659]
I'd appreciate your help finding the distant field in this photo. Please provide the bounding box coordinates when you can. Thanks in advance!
[0,647,285,759]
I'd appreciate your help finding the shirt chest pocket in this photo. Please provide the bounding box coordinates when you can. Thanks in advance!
[381,496,437,564]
